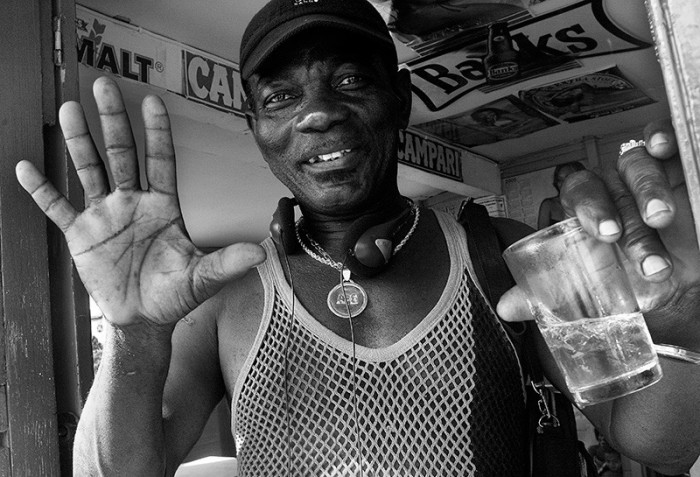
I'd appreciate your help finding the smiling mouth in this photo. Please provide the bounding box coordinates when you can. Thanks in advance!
[307,149,352,164]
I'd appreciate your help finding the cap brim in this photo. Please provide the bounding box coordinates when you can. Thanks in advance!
[241,14,395,80]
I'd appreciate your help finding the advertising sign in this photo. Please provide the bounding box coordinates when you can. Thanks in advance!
[398,128,467,181]
[414,66,653,146]
[371,0,532,57]
[76,5,246,117]
[182,51,246,115]
[415,95,557,146]
[405,0,651,112]
[519,66,655,123]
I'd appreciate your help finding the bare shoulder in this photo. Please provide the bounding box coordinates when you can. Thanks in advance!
[214,266,266,336]
[168,266,266,388]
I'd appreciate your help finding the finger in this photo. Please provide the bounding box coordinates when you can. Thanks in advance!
[59,101,110,203]
[191,243,267,302]
[142,95,177,196]
[602,168,672,281]
[15,160,78,232]
[93,76,140,190]
[644,119,677,160]
[618,142,675,229]
[559,170,623,242]
[496,286,534,322]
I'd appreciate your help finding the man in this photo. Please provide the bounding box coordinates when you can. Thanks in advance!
[537,161,587,229]
[14,0,700,475]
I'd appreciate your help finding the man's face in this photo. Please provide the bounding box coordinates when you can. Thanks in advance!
[554,165,577,191]
[246,31,411,216]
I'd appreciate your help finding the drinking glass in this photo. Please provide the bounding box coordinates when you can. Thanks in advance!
[502,217,662,406]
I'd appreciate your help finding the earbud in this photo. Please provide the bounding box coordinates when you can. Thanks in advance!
[341,207,412,278]
[270,197,298,254]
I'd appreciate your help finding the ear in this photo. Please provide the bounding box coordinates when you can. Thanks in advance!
[245,112,256,131]
[243,96,256,131]
[393,68,413,130]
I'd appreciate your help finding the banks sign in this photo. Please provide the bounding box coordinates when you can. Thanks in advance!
[406,0,651,111]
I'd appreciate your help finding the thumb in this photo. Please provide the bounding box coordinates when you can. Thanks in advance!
[496,286,535,322]
[192,242,267,300]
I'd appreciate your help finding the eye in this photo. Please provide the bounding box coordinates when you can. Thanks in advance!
[263,91,296,108]
[336,74,368,90]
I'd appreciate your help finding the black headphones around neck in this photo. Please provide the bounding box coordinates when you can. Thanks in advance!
[269,197,414,277]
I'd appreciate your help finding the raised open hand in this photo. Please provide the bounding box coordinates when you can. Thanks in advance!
[16,76,266,326]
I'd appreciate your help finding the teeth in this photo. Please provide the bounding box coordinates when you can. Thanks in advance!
[308,149,351,164]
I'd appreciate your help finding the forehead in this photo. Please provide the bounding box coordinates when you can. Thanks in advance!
[252,28,392,83]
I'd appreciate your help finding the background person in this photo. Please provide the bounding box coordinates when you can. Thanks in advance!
[537,161,587,229]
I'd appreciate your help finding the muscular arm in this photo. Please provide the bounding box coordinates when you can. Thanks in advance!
[15,77,265,476]
[74,320,176,475]
[74,298,227,476]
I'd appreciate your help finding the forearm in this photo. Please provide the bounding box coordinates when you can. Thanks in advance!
[604,357,700,474]
[74,319,176,476]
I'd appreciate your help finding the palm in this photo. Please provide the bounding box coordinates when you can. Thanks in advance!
[16,77,264,326]
[66,190,200,324]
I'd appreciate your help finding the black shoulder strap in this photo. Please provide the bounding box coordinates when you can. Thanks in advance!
[458,199,514,306]
[457,199,541,382]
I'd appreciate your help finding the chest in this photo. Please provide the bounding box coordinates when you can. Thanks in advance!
[232,270,528,475]
[284,235,450,348]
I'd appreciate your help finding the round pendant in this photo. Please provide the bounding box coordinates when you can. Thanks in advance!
[327,280,368,318]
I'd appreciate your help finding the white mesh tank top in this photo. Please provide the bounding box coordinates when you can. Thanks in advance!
[232,212,527,476]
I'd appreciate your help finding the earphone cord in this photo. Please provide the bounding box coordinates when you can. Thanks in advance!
[281,235,294,476]
[279,236,363,476]
[340,256,364,477]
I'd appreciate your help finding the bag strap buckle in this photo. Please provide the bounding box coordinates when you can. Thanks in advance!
[532,380,561,432]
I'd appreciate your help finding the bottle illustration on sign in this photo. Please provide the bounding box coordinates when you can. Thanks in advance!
[483,22,520,84]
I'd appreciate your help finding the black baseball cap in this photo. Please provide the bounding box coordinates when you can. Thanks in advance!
[240,0,397,81]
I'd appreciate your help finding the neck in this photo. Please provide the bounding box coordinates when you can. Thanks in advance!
[298,194,409,258]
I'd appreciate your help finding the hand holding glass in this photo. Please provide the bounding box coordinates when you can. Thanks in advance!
[503,217,662,406]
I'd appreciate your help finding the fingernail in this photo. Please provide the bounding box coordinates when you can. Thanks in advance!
[642,255,670,276]
[598,220,621,236]
[645,199,670,219]
[649,134,668,150]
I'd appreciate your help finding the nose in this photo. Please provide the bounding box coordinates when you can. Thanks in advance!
[295,91,350,132]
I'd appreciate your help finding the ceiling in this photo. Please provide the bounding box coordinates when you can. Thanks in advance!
[77,0,670,163]
[74,0,672,245]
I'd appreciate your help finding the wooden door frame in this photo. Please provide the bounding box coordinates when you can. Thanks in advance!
[47,0,94,474]
[646,0,700,244]
[0,0,87,474]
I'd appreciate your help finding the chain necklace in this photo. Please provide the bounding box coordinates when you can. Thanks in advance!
[295,200,420,318]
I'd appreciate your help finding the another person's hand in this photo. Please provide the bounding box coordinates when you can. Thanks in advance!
[499,119,700,350]
[16,76,266,327]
